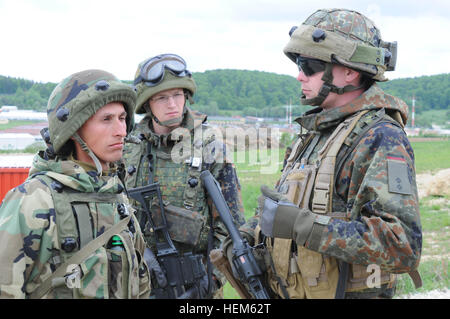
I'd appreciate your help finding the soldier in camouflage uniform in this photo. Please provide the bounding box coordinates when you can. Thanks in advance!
[0,70,151,299]
[236,8,422,299]
[123,53,245,298]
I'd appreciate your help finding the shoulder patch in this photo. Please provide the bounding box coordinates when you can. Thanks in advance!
[387,156,412,195]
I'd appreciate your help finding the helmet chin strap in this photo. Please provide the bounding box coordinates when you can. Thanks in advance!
[300,63,365,106]
[72,132,103,176]
[147,103,187,128]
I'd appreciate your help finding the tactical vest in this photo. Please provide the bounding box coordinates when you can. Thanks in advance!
[28,173,148,299]
[262,109,410,299]
[125,117,216,253]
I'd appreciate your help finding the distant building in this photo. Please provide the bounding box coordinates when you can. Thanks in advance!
[245,116,264,124]
[0,133,38,150]
[0,154,34,168]
[0,105,47,121]
[0,155,33,202]
[0,105,18,112]
[405,127,420,136]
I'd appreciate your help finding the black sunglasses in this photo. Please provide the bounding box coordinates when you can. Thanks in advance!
[134,53,192,86]
[296,56,327,76]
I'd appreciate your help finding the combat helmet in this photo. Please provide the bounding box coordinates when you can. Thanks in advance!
[284,8,397,106]
[44,69,136,174]
[133,53,197,126]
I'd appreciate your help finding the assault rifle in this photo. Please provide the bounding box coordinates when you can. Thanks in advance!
[200,170,271,299]
[128,183,206,299]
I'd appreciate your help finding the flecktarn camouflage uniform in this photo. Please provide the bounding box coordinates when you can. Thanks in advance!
[123,108,245,295]
[0,70,150,298]
[123,57,245,297]
[243,9,422,299]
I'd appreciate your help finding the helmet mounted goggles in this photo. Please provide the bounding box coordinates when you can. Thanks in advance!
[134,53,192,87]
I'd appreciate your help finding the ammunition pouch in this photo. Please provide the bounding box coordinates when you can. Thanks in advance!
[152,204,206,246]
[152,251,207,299]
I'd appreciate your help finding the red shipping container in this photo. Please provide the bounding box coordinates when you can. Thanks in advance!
[0,167,30,202]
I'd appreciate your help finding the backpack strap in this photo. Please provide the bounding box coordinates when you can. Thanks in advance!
[311,110,369,214]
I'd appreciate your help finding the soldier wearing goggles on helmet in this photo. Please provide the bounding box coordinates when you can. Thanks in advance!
[123,53,245,299]
[230,8,422,299]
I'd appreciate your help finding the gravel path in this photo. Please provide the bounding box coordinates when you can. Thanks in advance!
[397,288,450,299]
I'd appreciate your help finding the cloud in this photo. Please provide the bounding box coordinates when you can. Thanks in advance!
[0,0,448,83]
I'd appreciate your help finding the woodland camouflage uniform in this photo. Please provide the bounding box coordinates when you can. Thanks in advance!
[241,9,422,299]
[0,70,150,299]
[123,55,245,298]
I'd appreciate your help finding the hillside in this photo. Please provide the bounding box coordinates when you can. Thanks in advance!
[1,71,448,121]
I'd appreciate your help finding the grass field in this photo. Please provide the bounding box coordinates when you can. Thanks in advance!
[411,140,450,174]
[396,138,449,296]
[0,120,37,130]
[224,139,450,298]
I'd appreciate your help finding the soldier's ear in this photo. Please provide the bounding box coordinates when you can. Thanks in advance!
[344,67,361,84]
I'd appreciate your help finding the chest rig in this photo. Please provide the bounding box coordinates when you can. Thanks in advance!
[28,172,141,299]
[126,120,216,252]
[263,109,406,299]
[124,118,218,298]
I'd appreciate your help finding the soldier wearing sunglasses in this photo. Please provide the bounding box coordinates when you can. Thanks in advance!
[230,9,422,299]
[123,54,245,299]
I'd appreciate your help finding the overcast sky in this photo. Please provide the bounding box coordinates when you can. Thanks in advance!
[0,0,449,83]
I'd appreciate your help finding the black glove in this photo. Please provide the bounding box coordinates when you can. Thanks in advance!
[178,272,216,299]
[143,248,167,288]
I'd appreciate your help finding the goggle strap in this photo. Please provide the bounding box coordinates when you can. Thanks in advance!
[139,67,191,87]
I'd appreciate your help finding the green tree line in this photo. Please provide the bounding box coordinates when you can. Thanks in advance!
[1,71,448,119]
[0,76,55,109]
[378,73,450,112]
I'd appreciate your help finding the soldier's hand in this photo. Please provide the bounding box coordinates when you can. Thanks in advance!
[178,272,215,299]
[258,185,327,247]
[143,248,167,288]
[258,185,296,238]
[222,236,242,279]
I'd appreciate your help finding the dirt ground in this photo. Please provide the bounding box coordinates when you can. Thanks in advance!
[416,168,450,198]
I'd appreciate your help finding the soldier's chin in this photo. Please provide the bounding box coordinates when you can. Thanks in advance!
[104,152,123,165]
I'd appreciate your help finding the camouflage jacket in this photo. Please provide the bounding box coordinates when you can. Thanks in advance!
[247,84,421,289]
[123,108,245,288]
[0,152,150,299]
[294,84,422,274]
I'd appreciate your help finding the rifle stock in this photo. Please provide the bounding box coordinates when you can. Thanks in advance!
[200,170,270,299]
